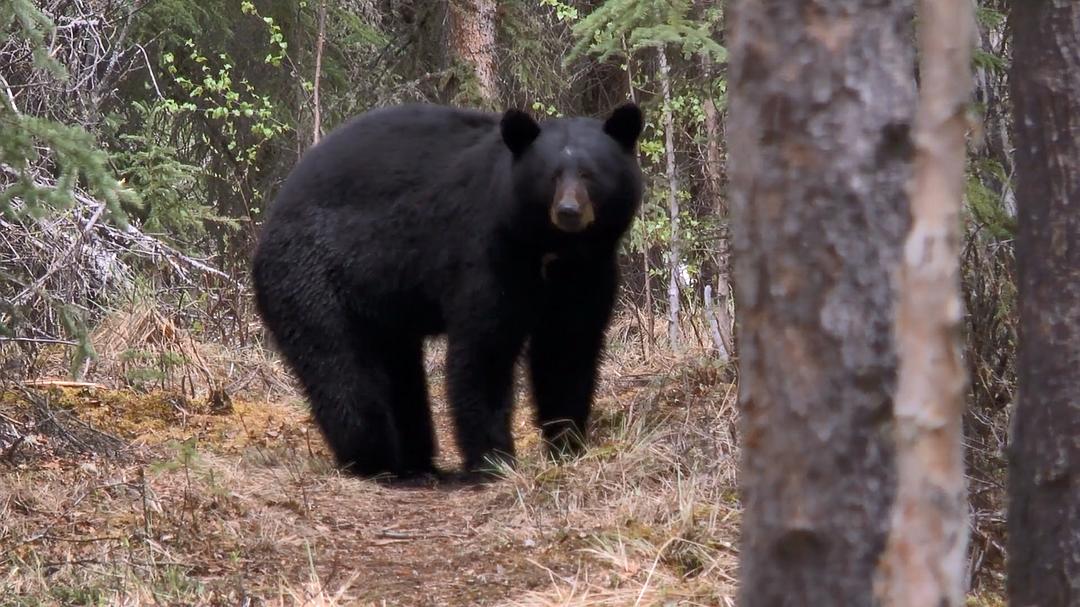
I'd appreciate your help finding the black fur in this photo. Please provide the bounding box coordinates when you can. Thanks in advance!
[252,103,643,478]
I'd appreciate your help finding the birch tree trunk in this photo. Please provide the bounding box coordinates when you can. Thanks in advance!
[876,1,973,605]
[658,46,681,351]
[312,0,326,146]
[727,1,915,604]
[1007,2,1080,605]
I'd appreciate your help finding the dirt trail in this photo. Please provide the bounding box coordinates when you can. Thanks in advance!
[230,401,579,606]
[1,361,741,606]
[0,387,595,606]
[277,477,556,605]
[0,339,1008,606]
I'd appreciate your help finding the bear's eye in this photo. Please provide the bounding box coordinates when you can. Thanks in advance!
[578,168,592,181]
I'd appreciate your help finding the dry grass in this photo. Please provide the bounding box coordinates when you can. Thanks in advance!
[1,313,743,606]
[495,358,740,607]
[10,299,292,403]
[0,307,1009,605]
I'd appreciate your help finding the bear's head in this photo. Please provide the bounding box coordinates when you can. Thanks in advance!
[500,103,644,244]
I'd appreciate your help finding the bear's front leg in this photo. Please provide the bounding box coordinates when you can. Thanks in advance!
[529,259,617,460]
[445,331,524,474]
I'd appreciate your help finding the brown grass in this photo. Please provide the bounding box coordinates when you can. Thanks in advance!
[1,314,743,606]
[497,362,741,607]
[19,300,295,402]
[0,307,1009,605]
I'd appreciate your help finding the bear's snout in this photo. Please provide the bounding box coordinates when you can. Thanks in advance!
[555,200,584,231]
[550,177,595,233]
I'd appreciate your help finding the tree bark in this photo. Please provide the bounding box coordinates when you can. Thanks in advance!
[703,96,725,218]
[727,1,915,604]
[625,47,655,355]
[704,284,730,363]
[876,1,973,605]
[312,0,326,146]
[446,0,499,106]
[702,54,733,360]
[658,46,681,351]
[1008,2,1080,605]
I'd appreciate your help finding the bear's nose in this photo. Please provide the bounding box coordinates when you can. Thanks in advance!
[557,201,581,221]
[554,201,585,232]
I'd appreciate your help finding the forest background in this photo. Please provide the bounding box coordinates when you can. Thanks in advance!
[1,1,1022,605]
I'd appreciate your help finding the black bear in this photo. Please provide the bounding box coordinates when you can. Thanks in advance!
[251,102,643,478]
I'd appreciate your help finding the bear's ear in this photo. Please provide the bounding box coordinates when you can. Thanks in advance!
[603,102,644,152]
[501,109,541,157]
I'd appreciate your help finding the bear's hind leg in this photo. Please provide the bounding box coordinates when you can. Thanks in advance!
[305,365,400,477]
[383,337,437,476]
[267,315,402,477]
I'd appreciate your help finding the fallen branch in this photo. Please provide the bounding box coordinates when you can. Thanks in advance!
[0,337,79,346]
[21,379,105,389]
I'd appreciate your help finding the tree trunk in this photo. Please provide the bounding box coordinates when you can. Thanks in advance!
[876,1,973,605]
[703,96,725,217]
[1007,2,1080,605]
[625,46,654,356]
[727,1,915,604]
[312,0,326,146]
[702,63,733,360]
[704,284,730,363]
[446,0,499,106]
[658,46,681,351]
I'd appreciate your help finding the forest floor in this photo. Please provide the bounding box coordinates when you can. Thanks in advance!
[0,333,743,606]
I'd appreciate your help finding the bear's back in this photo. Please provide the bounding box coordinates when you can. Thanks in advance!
[253,104,508,327]
[267,104,501,220]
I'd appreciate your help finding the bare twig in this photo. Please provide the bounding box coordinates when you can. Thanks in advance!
[133,43,163,99]
[0,336,78,346]
[12,202,106,305]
